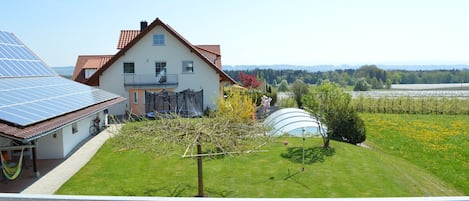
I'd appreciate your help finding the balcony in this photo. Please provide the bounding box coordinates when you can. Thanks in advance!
[123,74,178,87]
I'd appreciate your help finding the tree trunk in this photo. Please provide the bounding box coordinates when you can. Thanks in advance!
[323,138,330,148]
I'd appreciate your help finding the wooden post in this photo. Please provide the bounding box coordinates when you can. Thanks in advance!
[32,141,40,177]
[196,137,204,197]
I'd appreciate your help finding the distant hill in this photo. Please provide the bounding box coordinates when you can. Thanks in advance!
[52,66,74,77]
[223,64,469,71]
[50,64,469,77]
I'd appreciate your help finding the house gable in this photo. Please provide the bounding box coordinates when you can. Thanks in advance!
[86,18,235,86]
[97,24,225,115]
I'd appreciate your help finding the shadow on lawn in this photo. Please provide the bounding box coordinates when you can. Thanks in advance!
[261,169,313,191]
[281,146,335,164]
[140,184,236,197]
[141,184,195,197]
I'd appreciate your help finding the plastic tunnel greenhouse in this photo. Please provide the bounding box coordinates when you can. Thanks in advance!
[264,108,326,137]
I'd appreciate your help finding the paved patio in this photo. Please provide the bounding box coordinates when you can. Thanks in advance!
[0,159,63,193]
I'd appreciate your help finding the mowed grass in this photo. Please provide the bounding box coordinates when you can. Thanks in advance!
[360,113,469,194]
[56,129,463,197]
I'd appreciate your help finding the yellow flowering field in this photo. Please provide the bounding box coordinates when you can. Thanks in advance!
[360,113,469,194]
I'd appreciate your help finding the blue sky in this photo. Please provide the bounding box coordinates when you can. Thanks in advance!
[2,0,469,67]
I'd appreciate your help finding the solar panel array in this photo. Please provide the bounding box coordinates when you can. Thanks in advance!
[0,76,120,126]
[0,31,56,77]
[0,30,121,127]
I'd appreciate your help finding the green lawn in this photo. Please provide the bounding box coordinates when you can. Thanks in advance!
[56,128,463,197]
[360,113,469,194]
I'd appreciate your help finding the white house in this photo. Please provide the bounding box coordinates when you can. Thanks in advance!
[0,31,124,178]
[73,18,236,116]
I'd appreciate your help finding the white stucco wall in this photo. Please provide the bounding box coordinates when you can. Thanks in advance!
[99,26,221,115]
[62,113,102,158]
[37,130,64,159]
[36,112,104,159]
[100,64,128,115]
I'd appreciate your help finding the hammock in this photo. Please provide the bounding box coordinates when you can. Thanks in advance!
[1,148,24,180]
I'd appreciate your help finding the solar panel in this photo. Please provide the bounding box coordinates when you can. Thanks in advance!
[0,76,120,126]
[0,30,122,127]
[0,31,56,77]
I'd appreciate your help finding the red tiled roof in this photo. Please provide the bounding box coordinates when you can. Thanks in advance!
[195,45,222,69]
[86,18,235,86]
[72,55,113,83]
[0,97,125,142]
[83,56,111,69]
[195,45,220,55]
[117,30,140,49]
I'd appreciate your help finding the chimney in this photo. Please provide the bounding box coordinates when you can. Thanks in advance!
[140,21,148,31]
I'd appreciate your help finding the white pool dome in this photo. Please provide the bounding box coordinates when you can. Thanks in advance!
[264,108,326,137]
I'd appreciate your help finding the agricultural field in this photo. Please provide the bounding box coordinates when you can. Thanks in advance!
[351,95,469,115]
[351,90,469,99]
[351,83,469,99]
[361,113,469,194]
[391,83,469,90]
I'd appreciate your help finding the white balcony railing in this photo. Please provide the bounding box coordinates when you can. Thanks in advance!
[123,74,178,86]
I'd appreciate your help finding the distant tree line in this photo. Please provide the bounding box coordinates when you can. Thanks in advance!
[225,65,469,88]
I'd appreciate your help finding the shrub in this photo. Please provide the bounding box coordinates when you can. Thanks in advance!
[278,96,297,108]
[217,88,256,123]
[329,108,366,145]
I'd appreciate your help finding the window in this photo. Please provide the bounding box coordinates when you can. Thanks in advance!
[123,62,135,74]
[84,68,97,79]
[72,123,78,134]
[155,62,167,76]
[182,61,194,73]
[153,34,165,46]
[133,91,138,104]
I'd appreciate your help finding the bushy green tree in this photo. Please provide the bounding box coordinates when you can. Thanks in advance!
[291,79,309,108]
[329,107,366,145]
[272,79,278,88]
[386,79,392,89]
[302,81,366,148]
[353,77,371,91]
[370,77,384,89]
[277,80,289,92]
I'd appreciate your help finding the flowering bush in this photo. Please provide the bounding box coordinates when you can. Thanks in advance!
[216,88,256,123]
